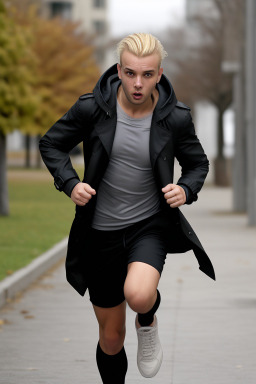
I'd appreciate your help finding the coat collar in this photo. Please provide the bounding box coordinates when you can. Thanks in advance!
[92,64,177,167]
[93,64,177,122]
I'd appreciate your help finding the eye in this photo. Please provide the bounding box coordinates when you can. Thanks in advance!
[125,71,134,77]
[144,73,152,78]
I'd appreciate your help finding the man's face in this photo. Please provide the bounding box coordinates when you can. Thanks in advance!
[117,50,163,108]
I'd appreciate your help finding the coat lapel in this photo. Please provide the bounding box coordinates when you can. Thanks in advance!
[83,114,117,189]
[93,114,117,157]
[90,112,174,184]
[150,119,173,170]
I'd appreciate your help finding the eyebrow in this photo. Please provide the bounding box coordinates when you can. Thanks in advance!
[124,67,156,73]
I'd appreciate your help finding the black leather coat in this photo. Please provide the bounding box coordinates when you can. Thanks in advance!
[39,64,215,296]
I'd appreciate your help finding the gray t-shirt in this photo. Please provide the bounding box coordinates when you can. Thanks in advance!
[91,102,160,230]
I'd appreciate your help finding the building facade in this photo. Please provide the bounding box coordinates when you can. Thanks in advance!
[41,0,112,71]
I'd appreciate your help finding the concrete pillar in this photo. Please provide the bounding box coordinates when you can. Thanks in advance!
[246,0,256,225]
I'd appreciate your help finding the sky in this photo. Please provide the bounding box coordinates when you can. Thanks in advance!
[108,0,186,38]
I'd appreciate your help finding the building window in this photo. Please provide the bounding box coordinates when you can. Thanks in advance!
[93,0,105,8]
[93,20,105,34]
[49,2,73,20]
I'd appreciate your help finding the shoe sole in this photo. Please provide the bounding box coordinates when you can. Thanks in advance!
[137,347,163,378]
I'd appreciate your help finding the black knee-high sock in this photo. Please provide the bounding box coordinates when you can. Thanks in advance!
[96,342,128,384]
[138,289,161,326]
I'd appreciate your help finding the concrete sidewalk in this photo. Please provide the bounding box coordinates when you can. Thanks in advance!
[0,187,256,384]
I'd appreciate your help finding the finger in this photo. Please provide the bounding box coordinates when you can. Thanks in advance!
[164,190,176,200]
[83,183,96,195]
[74,200,85,206]
[166,195,180,205]
[170,201,180,208]
[162,183,174,193]
[73,197,89,206]
[167,191,186,208]
[168,195,181,207]
[77,190,94,200]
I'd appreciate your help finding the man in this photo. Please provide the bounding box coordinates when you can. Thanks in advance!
[39,33,215,383]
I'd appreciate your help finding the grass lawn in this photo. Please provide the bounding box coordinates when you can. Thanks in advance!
[0,167,83,281]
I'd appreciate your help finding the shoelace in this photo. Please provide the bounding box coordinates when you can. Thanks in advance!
[139,328,157,359]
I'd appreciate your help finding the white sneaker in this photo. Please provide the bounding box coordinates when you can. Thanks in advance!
[136,315,163,378]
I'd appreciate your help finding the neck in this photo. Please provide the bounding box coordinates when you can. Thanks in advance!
[117,86,159,119]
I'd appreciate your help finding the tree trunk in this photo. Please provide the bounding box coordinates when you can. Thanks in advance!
[36,134,42,168]
[232,67,247,211]
[217,108,224,159]
[245,0,256,225]
[214,157,232,186]
[214,108,231,186]
[0,132,10,216]
[25,134,31,168]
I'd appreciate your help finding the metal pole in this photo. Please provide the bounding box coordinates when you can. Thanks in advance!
[246,0,256,225]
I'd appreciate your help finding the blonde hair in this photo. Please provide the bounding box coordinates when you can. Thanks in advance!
[117,33,168,66]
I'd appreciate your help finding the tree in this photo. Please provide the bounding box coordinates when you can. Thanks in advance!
[163,0,244,185]
[10,3,100,133]
[0,0,38,215]
[1,0,100,215]
[9,2,100,167]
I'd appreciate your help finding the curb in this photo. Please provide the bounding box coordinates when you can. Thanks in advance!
[0,238,68,309]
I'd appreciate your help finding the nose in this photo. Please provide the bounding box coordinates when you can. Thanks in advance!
[134,76,142,89]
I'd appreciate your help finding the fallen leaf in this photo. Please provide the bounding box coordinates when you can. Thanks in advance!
[0,318,12,326]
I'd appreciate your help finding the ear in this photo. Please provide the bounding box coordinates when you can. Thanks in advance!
[117,63,122,79]
[157,67,163,83]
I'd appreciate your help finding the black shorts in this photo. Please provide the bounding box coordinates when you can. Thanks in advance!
[86,212,169,308]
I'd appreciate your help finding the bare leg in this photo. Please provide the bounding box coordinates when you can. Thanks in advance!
[124,262,163,378]
[93,301,126,354]
[93,301,127,383]
[124,261,160,315]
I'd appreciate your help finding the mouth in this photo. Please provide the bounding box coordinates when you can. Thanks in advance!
[133,92,143,100]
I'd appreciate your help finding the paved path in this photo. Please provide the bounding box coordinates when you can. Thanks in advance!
[0,187,256,384]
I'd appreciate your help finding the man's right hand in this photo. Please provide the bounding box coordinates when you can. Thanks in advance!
[71,183,96,206]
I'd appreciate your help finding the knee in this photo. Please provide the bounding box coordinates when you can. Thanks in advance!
[124,287,153,314]
[100,326,126,355]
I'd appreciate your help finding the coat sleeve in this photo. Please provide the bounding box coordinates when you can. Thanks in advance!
[39,95,94,197]
[175,109,209,204]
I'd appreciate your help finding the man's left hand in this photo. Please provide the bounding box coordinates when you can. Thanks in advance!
[162,184,186,208]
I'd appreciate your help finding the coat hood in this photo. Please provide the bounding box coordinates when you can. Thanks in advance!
[93,64,177,121]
